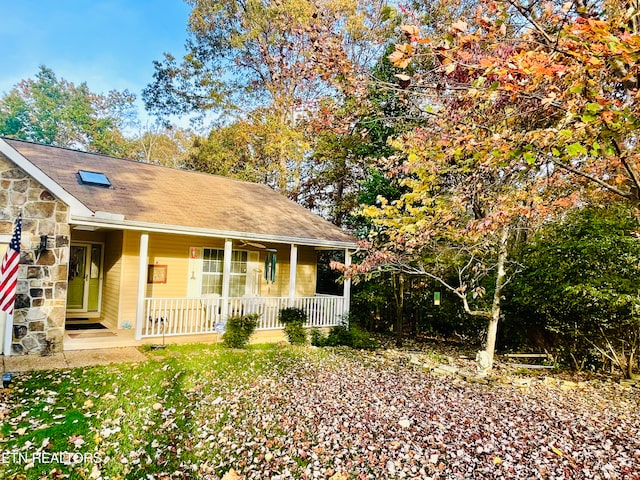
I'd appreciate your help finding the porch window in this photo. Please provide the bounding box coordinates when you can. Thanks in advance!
[201,249,248,296]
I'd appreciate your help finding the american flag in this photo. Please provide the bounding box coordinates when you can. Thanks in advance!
[0,215,22,314]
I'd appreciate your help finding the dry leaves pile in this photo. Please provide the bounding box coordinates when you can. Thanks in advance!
[2,346,639,480]
[190,349,640,479]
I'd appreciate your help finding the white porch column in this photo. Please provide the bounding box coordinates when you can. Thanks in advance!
[221,239,233,319]
[288,243,298,307]
[343,248,352,323]
[135,232,149,340]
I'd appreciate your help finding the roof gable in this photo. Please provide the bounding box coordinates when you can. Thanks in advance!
[1,138,356,247]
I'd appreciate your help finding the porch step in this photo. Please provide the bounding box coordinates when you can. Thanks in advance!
[63,329,139,351]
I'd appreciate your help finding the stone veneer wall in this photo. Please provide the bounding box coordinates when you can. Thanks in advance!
[0,153,69,355]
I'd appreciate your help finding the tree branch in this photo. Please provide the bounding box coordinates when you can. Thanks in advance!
[504,0,555,45]
[390,263,492,319]
[612,137,640,202]
[552,158,633,199]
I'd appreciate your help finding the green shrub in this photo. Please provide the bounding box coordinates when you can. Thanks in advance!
[312,321,378,350]
[349,324,378,349]
[222,314,258,348]
[324,325,351,346]
[279,307,308,345]
[503,204,640,378]
[284,321,307,345]
[278,307,306,324]
[310,328,324,346]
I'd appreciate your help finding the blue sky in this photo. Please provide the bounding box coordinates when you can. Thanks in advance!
[0,0,191,115]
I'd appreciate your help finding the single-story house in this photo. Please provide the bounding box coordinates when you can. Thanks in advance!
[0,137,356,355]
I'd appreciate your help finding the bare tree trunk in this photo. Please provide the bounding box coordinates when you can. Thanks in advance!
[393,273,405,348]
[484,226,510,368]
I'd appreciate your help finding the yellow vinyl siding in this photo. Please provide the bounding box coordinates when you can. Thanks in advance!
[101,230,122,329]
[295,247,317,296]
[256,245,317,297]
[144,234,193,298]
[120,233,228,327]
[119,230,142,326]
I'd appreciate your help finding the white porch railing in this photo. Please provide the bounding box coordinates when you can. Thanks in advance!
[142,295,346,338]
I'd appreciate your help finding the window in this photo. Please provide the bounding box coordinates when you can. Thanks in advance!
[78,170,111,187]
[201,249,248,297]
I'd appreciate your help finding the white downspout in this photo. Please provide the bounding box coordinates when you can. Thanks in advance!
[3,311,13,356]
[135,232,149,341]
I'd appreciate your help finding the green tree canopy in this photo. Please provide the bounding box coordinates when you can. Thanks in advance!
[505,204,640,378]
[0,66,136,155]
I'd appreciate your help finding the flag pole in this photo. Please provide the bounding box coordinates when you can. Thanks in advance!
[1,214,22,356]
[3,311,13,356]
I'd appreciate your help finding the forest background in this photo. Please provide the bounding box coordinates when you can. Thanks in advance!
[2,0,640,378]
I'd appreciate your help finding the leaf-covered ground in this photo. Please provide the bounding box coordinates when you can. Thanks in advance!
[0,343,639,479]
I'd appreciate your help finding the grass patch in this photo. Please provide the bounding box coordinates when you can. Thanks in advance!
[0,343,315,479]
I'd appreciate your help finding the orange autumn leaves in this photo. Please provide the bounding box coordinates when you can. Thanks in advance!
[383,0,640,208]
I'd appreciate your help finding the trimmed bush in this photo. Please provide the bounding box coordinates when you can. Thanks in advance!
[279,307,308,345]
[310,328,324,347]
[279,307,306,324]
[222,314,258,348]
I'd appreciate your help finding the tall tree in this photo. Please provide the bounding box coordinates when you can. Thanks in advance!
[143,0,394,199]
[0,66,136,155]
[305,43,424,226]
[128,122,195,168]
[187,109,310,195]
[349,127,537,362]
[336,0,640,367]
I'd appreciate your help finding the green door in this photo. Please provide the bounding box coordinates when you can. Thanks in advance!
[67,245,87,310]
[67,243,103,312]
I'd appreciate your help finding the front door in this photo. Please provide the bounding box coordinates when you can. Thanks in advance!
[67,243,103,314]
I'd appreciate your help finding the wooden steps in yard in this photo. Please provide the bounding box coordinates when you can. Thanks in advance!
[503,353,555,369]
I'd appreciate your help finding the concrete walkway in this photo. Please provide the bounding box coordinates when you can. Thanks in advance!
[1,347,148,374]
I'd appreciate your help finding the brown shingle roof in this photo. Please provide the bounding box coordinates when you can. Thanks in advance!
[5,139,355,246]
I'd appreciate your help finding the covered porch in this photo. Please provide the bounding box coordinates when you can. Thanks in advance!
[64,229,353,349]
[63,294,346,350]
[134,235,352,340]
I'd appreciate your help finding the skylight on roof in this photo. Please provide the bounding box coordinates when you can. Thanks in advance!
[78,170,111,187]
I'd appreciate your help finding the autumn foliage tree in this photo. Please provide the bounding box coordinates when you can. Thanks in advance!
[143,0,393,201]
[353,129,538,364]
[385,0,640,204]
[128,123,195,168]
[341,0,640,368]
